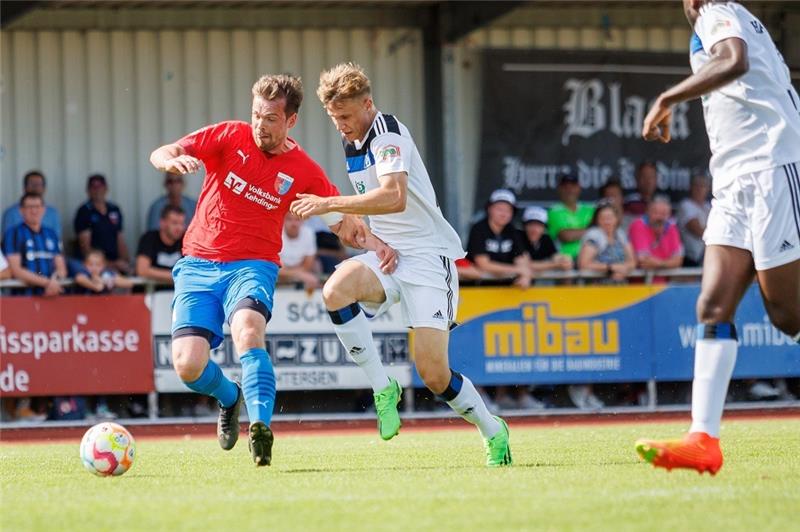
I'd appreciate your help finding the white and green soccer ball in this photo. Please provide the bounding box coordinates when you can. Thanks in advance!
[79,422,136,477]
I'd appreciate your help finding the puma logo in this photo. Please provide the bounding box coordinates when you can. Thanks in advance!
[237,149,250,165]
[251,399,270,408]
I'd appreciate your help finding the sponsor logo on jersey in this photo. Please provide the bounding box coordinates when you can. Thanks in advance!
[355,181,366,194]
[224,171,281,210]
[237,149,250,165]
[275,172,294,195]
[224,171,247,195]
[377,145,401,163]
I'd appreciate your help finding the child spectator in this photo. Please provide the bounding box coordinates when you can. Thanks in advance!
[519,206,572,275]
[74,249,134,294]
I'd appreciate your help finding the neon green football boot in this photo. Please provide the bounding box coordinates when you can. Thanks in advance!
[485,416,512,467]
[373,378,402,440]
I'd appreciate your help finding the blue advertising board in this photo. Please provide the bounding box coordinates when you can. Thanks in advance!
[422,285,799,387]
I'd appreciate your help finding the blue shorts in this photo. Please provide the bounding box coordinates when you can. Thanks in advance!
[171,256,279,349]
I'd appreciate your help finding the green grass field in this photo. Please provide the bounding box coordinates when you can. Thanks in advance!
[2,419,799,531]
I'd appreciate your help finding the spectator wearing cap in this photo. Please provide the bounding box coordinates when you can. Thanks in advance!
[73,174,131,273]
[578,200,636,283]
[519,206,572,274]
[547,175,595,260]
[2,170,62,238]
[465,189,531,287]
[145,172,197,232]
[628,195,684,280]
[677,174,711,267]
[624,161,659,217]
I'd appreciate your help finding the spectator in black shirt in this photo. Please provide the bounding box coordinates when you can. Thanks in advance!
[74,174,130,273]
[519,206,573,275]
[135,205,185,285]
[465,189,530,287]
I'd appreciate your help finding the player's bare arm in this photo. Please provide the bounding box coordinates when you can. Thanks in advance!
[150,143,203,175]
[291,172,408,217]
[643,37,748,142]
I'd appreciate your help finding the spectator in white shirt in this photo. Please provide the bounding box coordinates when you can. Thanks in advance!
[278,212,320,291]
[677,174,711,267]
[0,251,10,280]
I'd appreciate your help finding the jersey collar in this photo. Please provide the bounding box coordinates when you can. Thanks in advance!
[353,111,382,150]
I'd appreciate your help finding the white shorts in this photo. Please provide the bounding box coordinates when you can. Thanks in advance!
[704,162,800,271]
[344,251,459,331]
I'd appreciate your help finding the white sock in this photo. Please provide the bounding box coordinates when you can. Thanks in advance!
[330,307,390,393]
[689,337,737,438]
[445,374,501,439]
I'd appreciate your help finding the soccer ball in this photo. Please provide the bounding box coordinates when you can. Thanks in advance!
[79,422,136,477]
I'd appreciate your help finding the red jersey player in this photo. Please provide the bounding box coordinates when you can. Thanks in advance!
[149,74,396,467]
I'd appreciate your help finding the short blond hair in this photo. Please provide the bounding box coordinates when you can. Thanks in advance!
[317,63,371,105]
[252,74,303,116]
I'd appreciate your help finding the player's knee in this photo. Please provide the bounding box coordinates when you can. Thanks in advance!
[416,363,449,395]
[696,292,732,323]
[173,350,205,382]
[322,278,352,310]
[232,324,263,351]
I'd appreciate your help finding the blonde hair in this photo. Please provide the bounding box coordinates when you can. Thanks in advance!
[317,62,371,105]
[251,74,303,116]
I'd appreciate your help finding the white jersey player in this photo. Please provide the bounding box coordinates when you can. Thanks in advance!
[636,0,800,475]
[291,62,511,467]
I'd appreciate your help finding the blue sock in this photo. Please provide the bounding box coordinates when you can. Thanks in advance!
[240,348,276,426]
[436,370,464,402]
[183,360,239,408]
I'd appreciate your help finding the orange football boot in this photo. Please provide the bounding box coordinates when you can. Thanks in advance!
[635,432,723,475]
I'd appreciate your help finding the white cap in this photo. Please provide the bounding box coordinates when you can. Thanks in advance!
[488,189,516,207]
[522,206,548,225]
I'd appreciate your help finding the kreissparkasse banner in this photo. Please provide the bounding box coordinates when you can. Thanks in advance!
[476,49,711,207]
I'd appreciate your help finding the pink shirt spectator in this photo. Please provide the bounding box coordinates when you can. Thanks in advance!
[628,217,684,260]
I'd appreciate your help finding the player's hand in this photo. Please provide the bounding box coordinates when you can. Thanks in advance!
[291,194,330,219]
[335,216,368,249]
[642,97,672,143]
[165,155,203,175]
[375,241,398,274]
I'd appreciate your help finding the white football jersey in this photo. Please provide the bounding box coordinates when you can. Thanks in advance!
[691,1,800,184]
[343,112,465,260]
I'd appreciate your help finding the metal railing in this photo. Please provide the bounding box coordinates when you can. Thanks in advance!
[0,267,704,291]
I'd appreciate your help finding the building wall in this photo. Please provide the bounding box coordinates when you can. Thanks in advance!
[1,26,425,251]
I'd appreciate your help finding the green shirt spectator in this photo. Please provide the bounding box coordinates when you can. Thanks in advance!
[547,174,595,259]
[548,202,595,258]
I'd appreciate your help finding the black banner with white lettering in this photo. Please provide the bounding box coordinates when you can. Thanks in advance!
[476,50,710,207]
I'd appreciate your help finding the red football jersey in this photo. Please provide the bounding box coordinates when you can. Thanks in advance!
[177,121,339,264]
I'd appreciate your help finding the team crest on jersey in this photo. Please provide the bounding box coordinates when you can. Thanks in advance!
[275,172,294,195]
[355,181,366,194]
[377,145,401,163]
[710,19,731,35]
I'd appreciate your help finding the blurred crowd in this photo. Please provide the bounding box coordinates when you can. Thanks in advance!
[1,165,795,421]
